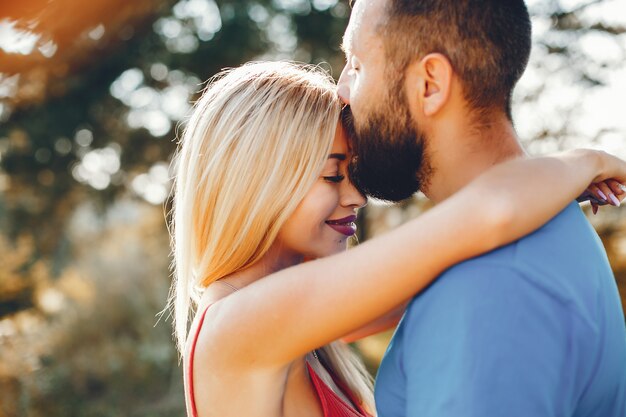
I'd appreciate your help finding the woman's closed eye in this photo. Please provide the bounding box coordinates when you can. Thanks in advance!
[323,175,345,184]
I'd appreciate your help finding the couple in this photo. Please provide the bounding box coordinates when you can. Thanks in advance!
[169,1,626,416]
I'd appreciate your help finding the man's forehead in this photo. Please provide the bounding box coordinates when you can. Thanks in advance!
[342,0,385,54]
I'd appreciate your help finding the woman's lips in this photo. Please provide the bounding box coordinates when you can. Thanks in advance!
[325,215,357,237]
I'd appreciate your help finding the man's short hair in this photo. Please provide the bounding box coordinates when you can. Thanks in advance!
[381,0,532,118]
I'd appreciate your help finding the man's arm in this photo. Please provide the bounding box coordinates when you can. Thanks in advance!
[402,261,581,417]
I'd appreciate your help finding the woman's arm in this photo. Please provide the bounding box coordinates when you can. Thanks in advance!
[340,301,409,343]
[205,149,626,370]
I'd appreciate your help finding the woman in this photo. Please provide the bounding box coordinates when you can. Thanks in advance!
[168,61,625,417]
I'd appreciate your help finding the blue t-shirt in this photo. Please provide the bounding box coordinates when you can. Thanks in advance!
[375,201,626,417]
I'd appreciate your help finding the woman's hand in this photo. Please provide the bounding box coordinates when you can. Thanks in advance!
[573,149,626,214]
[577,180,625,214]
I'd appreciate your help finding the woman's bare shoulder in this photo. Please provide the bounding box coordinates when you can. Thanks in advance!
[187,290,291,417]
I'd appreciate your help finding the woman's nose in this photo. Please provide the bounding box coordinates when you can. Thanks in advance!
[342,180,367,209]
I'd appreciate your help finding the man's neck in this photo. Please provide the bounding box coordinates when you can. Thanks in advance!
[422,112,527,203]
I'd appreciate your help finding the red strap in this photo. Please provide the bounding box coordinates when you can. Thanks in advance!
[187,304,212,417]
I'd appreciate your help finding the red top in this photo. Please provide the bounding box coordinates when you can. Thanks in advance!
[305,361,371,417]
[186,304,372,417]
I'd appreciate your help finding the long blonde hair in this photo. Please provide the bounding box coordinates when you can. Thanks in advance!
[168,61,374,413]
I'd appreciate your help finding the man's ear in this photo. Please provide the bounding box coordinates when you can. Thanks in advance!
[408,53,453,117]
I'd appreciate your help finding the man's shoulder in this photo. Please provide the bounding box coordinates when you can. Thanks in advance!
[436,201,602,286]
[414,255,528,304]
[408,202,609,308]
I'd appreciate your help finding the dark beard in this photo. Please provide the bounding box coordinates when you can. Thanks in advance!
[342,102,429,203]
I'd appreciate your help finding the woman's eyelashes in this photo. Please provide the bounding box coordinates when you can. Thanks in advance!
[323,175,346,184]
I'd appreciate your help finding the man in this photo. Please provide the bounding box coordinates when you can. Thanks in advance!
[337,1,626,416]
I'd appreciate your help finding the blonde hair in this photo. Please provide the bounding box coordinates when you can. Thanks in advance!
[168,61,374,413]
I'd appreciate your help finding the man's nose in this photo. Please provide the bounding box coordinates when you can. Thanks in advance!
[337,65,351,105]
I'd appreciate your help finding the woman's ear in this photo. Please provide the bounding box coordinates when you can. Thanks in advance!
[410,53,453,117]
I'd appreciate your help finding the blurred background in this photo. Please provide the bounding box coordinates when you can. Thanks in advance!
[0,0,625,415]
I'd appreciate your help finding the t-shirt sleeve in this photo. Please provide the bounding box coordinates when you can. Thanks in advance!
[402,261,575,417]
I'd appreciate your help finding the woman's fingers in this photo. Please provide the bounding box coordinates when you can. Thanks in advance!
[607,179,626,198]
[587,184,609,205]
[596,181,620,206]
[582,181,625,214]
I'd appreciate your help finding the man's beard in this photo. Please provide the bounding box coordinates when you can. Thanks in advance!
[342,95,430,203]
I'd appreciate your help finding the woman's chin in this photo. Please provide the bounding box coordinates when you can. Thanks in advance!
[326,242,349,256]
[303,240,349,260]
